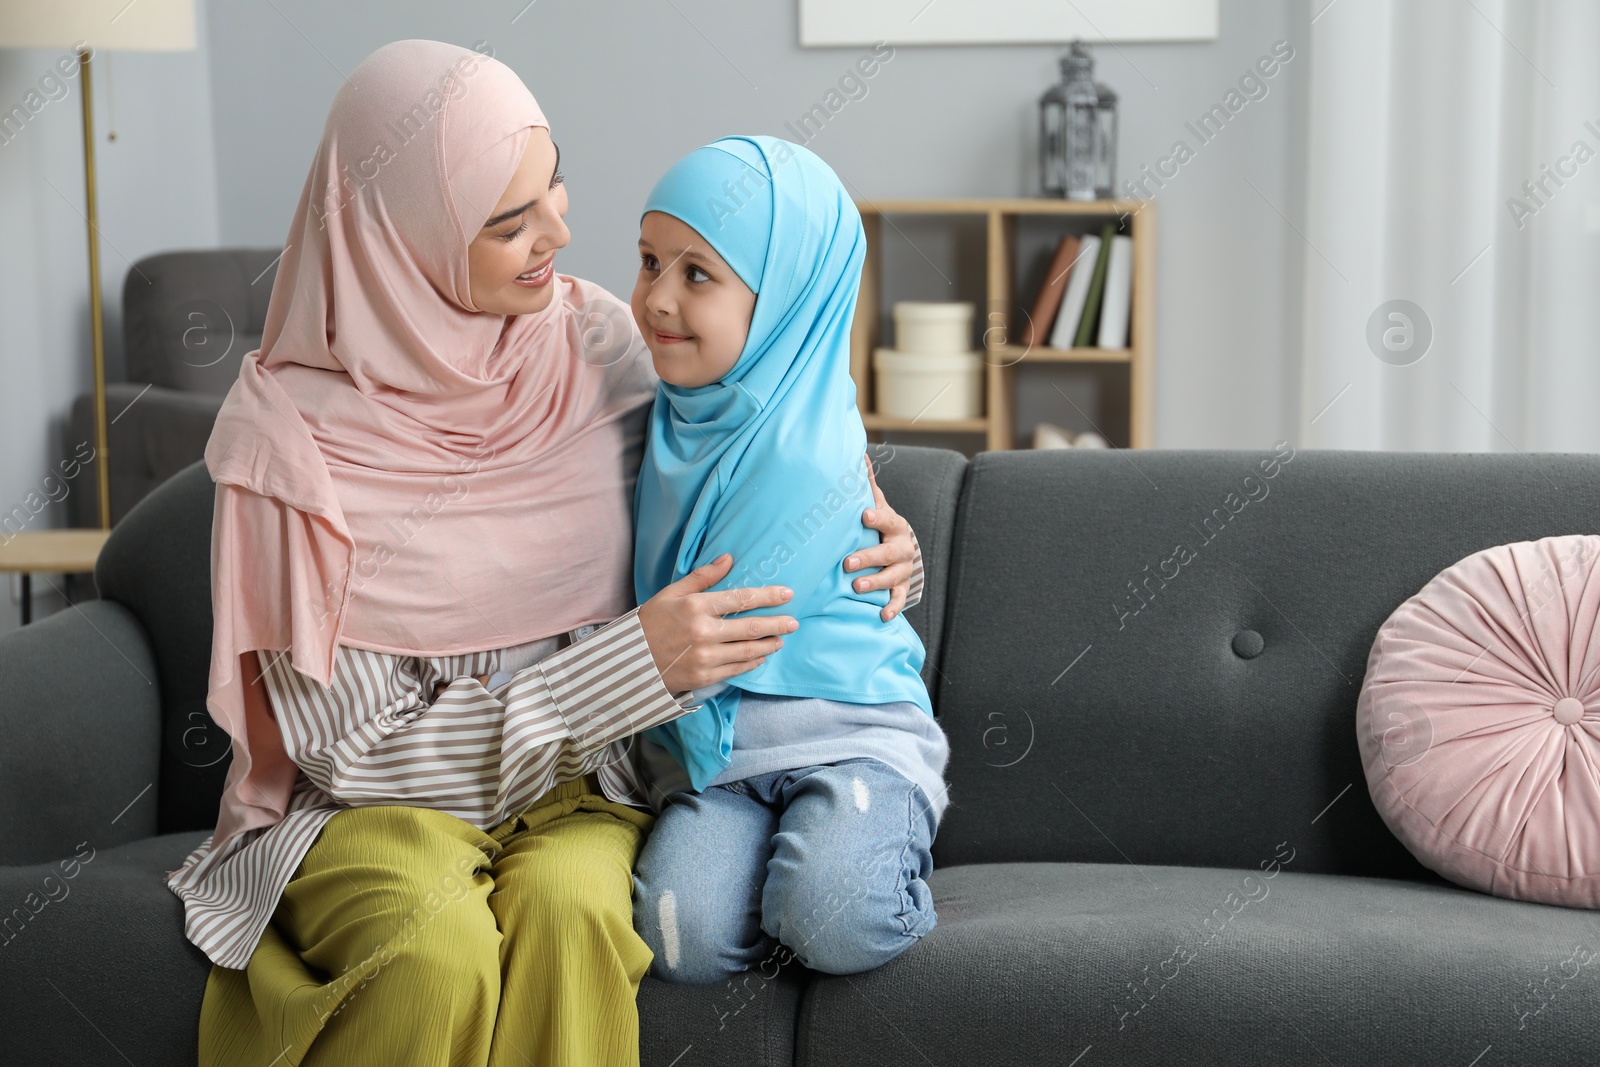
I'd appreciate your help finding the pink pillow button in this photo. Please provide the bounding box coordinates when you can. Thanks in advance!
[1553,697,1586,725]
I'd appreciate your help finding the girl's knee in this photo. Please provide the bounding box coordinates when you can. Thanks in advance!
[774,904,925,975]
[764,876,934,976]
[634,881,762,985]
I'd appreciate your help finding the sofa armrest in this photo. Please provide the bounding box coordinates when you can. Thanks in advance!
[68,384,222,528]
[0,602,163,865]
[0,833,211,1066]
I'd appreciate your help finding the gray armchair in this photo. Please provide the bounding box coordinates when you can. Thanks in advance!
[67,248,280,528]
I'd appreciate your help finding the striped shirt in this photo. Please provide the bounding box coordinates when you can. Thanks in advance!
[167,545,923,970]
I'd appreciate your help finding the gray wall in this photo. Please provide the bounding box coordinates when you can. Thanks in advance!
[0,1,219,632]
[0,0,1309,627]
[206,0,1310,452]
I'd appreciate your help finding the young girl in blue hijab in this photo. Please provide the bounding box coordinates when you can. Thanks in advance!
[629,135,950,981]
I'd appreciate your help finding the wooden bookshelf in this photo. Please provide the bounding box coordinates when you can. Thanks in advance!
[850,198,1156,451]
[862,413,990,433]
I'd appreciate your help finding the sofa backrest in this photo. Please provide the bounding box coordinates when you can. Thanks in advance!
[864,443,969,691]
[96,446,970,836]
[122,444,1600,882]
[931,447,1600,880]
[123,248,281,394]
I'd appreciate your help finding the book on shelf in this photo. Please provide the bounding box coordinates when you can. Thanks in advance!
[1021,234,1081,348]
[1046,233,1100,349]
[1071,221,1118,348]
[1096,234,1134,349]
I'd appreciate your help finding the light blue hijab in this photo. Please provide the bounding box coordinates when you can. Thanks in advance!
[633,135,932,791]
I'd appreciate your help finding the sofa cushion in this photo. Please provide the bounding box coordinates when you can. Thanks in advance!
[1359,535,1600,907]
[934,449,1600,879]
[0,832,211,1066]
[797,860,1600,1067]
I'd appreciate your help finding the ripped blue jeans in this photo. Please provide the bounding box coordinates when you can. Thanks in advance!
[632,757,938,984]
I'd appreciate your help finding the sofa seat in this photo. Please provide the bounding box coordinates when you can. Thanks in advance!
[0,827,802,1067]
[0,832,211,1066]
[798,861,1600,1066]
[641,959,804,1067]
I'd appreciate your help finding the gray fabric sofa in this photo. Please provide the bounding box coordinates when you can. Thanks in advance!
[5,443,1600,1065]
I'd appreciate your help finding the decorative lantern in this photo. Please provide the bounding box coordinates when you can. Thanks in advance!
[1039,41,1118,200]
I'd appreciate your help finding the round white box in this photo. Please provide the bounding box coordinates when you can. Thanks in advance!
[872,348,983,421]
[893,301,974,354]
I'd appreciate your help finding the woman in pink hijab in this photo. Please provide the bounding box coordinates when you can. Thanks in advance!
[167,39,923,1067]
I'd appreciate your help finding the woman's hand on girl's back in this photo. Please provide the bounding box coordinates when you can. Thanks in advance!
[637,553,798,693]
[843,455,917,622]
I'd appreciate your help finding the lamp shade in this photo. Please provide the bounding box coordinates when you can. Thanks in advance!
[0,0,195,51]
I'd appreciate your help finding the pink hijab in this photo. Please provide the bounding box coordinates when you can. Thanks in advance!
[200,40,655,853]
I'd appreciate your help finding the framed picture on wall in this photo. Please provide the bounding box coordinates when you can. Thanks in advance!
[799,0,1219,46]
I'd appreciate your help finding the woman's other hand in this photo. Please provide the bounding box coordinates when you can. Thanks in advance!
[844,454,915,621]
[638,553,798,693]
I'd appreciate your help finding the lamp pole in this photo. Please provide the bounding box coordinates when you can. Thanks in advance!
[77,44,111,530]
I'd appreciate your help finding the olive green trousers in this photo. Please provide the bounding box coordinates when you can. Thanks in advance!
[198,775,654,1067]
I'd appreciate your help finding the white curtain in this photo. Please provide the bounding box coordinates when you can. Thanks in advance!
[1298,0,1600,451]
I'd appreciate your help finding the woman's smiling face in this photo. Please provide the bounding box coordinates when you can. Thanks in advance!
[631,210,758,388]
[467,126,568,315]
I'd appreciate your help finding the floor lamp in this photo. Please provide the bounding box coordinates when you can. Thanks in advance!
[0,0,196,529]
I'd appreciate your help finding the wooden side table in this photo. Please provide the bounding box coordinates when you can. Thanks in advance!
[0,530,112,625]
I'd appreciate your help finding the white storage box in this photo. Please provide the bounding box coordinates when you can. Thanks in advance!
[893,301,974,354]
[872,348,983,421]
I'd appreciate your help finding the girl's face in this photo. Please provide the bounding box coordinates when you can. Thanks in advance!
[631,211,757,388]
[467,127,569,315]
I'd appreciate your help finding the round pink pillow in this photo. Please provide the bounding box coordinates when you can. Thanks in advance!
[1359,535,1600,908]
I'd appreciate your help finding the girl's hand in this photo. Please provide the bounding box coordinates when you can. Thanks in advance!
[638,554,798,693]
[844,454,915,622]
